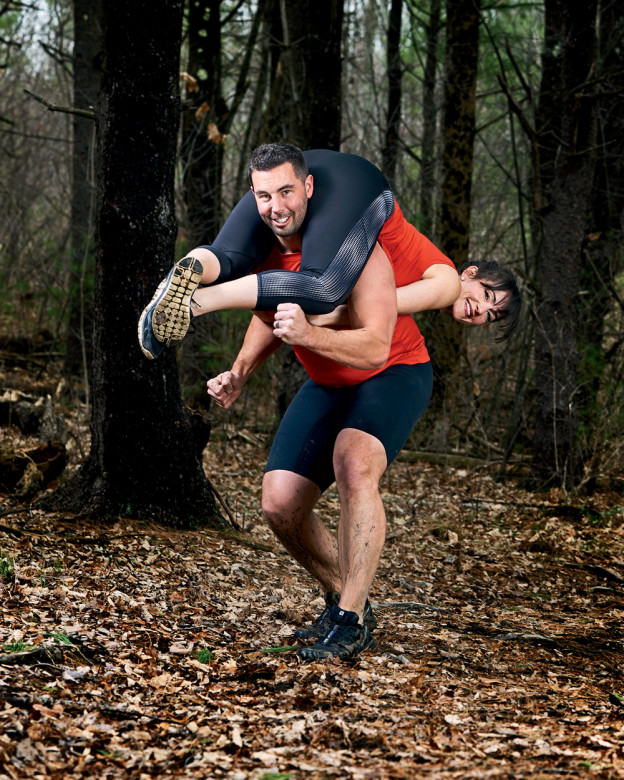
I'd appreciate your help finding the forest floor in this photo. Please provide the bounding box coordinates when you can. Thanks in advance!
[1,364,624,779]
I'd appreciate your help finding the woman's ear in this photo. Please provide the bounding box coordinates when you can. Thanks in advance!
[463,265,479,278]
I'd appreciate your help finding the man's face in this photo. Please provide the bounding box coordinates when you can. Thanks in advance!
[251,162,313,240]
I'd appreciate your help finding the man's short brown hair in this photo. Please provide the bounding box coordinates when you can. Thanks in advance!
[248,142,309,186]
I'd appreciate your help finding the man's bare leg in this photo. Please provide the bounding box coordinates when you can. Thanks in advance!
[332,428,387,623]
[262,469,341,593]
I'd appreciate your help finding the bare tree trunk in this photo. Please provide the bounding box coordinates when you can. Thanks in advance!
[439,0,480,271]
[424,0,480,433]
[47,0,221,527]
[272,0,344,150]
[64,0,102,378]
[262,0,345,417]
[180,0,226,247]
[532,0,599,488]
[382,0,403,189]
[181,0,267,248]
[576,0,624,448]
[418,0,441,238]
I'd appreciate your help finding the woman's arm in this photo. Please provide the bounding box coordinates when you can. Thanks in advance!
[396,263,460,314]
[308,263,461,327]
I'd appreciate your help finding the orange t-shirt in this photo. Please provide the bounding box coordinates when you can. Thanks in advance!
[258,201,456,387]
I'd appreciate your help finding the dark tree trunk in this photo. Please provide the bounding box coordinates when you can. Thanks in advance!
[256,0,288,146]
[382,0,403,189]
[181,0,226,247]
[261,0,345,416]
[439,0,480,271]
[47,0,221,527]
[181,0,266,247]
[418,0,441,238]
[64,0,102,378]
[179,0,266,396]
[235,0,277,191]
[425,0,480,427]
[273,0,344,150]
[532,0,599,488]
[576,0,624,441]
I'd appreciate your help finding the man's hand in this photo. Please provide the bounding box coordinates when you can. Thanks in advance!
[207,371,244,409]
[273,303,314,345]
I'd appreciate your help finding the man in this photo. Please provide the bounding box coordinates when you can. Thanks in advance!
[203,143,458,660]
[138,147,520,360]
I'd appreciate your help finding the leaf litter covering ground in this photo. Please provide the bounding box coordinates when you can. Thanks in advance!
[1,430,624,778]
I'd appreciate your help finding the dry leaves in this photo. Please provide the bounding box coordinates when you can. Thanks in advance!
[1,374,624,778]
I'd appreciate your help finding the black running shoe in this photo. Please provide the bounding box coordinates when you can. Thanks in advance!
[298,605,378,661]
[295,591,340,640]
[138,256,203,358]
[295,592,377,640]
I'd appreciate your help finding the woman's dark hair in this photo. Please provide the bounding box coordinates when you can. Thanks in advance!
[248,142,309,186]
[460,260,522,341]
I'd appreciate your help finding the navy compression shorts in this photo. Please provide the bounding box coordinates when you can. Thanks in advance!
[200,149,394,314]
[265,362,433,493]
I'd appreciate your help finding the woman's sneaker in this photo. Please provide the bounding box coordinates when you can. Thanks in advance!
[295,592,377,640]
[298,606,378,661]
[138,257,203,359]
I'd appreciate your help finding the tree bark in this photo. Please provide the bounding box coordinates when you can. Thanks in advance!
[181,0,266,248]
[261,0,345,417]
[382,0,403,189]
[271,0,344,150]
[439,0,480,272]
[418,0,441,238]
[181,0,226,247]
[47,0,222,527]
[532,0,599,488]
[576,0,624,443]
[64,0,102,378]
[424,0,480,429]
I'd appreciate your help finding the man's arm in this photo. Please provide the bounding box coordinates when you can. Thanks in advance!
[272,243,396,370]
[207,315,281,409]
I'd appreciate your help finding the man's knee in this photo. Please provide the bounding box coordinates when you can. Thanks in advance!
[334,454,378,494]
[334,430,387,495]
[261,470,318,533]
[261,491,291,532]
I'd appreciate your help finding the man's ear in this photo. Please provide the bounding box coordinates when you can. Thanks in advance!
[305,174,314,198]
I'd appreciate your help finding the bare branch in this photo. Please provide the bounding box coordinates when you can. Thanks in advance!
[23,89,96,120]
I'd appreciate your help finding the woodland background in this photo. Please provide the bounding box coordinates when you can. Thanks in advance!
[0,0,622,519]
[1,2,624,778]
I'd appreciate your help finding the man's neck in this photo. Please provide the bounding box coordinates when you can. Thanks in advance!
[276,232,302,254]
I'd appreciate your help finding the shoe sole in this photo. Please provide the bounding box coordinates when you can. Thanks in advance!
[138,305,162,360]
[152,257,203,345]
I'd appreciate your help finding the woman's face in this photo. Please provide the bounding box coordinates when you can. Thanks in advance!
[450,266,508,326]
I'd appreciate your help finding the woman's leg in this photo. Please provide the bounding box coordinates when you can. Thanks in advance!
[138,151,395,357]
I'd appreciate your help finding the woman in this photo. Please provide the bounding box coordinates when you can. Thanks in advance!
[138,145,521,359]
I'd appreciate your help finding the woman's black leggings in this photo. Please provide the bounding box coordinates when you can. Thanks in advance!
[200,149,394,314]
